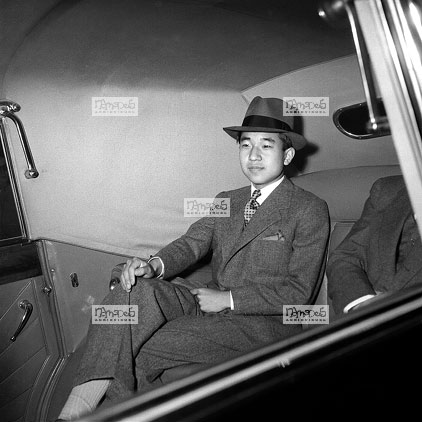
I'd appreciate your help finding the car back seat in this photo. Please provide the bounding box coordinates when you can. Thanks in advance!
[47,165,402,420]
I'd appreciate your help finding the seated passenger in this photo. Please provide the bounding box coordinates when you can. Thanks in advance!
[58,96,330,420]
[327,175,422,315]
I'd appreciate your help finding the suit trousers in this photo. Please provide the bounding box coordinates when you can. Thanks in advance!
[73,278,297,402]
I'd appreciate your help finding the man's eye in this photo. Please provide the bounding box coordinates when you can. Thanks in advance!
[240,143,250,148]
[263,144,273,148]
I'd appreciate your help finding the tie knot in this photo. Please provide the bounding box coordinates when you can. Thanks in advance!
[244,190,261,226]
[251,189,261,201]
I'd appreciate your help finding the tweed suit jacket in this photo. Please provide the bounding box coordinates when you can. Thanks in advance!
[156,177,330,316]
[327,175,422,314]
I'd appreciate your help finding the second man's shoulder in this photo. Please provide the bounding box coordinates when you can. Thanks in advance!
[372,174,404,195]
[369,175,406,209]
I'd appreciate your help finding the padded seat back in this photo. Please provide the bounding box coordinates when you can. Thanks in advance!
[291,165,402,222]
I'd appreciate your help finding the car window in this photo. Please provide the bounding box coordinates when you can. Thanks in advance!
[0,134,22,243]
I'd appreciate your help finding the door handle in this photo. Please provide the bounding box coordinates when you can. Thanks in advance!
[10,299,33,342]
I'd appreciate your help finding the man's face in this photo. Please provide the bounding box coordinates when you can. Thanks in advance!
[239,132,295,189]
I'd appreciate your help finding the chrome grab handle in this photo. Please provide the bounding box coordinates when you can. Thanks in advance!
[0,100,39,179]
[10,299,33,342]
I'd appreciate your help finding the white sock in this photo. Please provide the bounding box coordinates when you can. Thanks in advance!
[58,379,111,420]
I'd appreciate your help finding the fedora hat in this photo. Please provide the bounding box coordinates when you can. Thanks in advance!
[223,96,306,150]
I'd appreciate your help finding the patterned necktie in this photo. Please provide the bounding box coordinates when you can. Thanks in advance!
[244,189,261,226]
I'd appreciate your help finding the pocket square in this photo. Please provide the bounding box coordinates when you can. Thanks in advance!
[262,232,285,241]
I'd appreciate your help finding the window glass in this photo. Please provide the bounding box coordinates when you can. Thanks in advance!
[0,140,22,242]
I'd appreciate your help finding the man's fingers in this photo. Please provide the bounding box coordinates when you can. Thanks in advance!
[120,257,148,292]
[128,258,148,282]
[120,267,132,291]
[128,258,140,284]
[120,261,131,291]
[134,262,148,277]
[190,288,198,295]
[119,273,131,292]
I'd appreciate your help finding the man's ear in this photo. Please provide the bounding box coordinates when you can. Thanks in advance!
[283,147,295,165]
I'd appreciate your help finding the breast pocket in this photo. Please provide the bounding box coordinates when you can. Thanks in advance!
[252,238,291,274]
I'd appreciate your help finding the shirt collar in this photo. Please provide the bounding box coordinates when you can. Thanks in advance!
[250,176,284,205]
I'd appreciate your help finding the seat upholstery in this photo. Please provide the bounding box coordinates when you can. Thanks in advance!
[49,165,402,416]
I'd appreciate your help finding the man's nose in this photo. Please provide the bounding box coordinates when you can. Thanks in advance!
[249,146,261,160]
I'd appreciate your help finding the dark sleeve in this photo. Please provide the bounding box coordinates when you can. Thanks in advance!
[155,193,226,278]
[327,179,384,314]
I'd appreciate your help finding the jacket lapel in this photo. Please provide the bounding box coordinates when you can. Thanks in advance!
[377,187,411,283]
[392,215,422,289]
[377,186,422,289]
[224,178,293,267]
[220,186,249,263]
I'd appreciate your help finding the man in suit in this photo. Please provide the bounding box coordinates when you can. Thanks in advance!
[327,175,421,315]
[58,96,330,420]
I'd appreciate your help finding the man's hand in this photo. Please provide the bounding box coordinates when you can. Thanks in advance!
[120,257,155,292]
[190,288,231,313]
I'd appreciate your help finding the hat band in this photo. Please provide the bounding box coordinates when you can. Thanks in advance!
[242,115,292,131]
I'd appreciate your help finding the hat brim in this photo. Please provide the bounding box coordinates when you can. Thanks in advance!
[223,126,307,150]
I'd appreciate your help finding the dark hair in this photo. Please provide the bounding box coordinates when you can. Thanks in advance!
[276,133,292,150]
[236,132,292,151]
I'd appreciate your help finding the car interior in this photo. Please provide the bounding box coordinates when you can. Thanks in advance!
[1,0,422,421]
